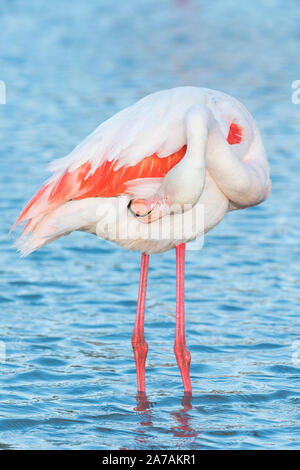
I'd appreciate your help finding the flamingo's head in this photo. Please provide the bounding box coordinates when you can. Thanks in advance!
[128,192,192,224]
[128,195,171,224]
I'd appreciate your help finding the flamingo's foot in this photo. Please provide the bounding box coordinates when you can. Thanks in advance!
[134,391,154,412]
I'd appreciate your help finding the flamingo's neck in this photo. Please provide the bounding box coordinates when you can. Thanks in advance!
[129,105,214,224]
[160,105,213,208]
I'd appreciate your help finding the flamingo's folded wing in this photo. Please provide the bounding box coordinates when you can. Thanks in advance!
[12,88,189,233]
[12,86,243,237]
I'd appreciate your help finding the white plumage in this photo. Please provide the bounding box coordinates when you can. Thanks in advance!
[14,86,271,256]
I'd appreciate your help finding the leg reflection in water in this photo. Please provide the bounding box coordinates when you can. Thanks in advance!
[134,392,155,447]
[133,392,198,449]
[171,393,198,438]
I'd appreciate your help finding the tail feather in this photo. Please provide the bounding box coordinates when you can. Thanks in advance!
[15,199,100,257]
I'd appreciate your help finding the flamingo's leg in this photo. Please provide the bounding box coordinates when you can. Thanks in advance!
[174,243,192,394]
[132,253,149,393]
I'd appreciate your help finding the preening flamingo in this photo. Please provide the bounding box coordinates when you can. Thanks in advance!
[12,87,271,394]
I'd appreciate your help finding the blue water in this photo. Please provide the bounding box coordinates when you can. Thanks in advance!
[0,0,300,450]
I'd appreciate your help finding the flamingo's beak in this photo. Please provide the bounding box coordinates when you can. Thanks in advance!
[128,196,170,224]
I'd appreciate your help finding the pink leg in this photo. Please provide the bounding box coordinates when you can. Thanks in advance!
[174,243,192,394]
[132,253,149,393]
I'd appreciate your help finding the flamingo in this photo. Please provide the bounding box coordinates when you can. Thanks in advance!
[12,87,271,395]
